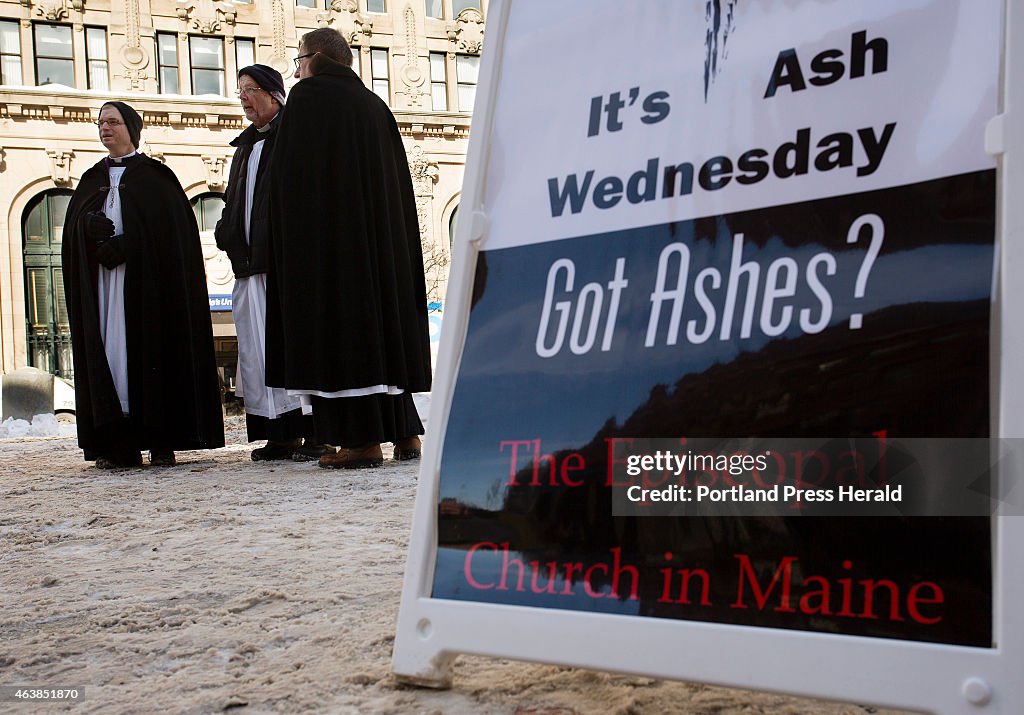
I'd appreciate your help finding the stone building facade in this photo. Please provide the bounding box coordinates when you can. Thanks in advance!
[0,0,482,384]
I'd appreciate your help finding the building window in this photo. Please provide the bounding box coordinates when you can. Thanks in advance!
[236,37,255,70]
[191,194,225,233]
[452,0,480,15]
[370,48,389,104]
[190,36,226,96]
[448,204,459,248]
[367,0,386,13]
[34,24,75,87]
[351,48,360,76]
[425,0,443,18]
[456,53,478,111]
[23,190,75,380]
[157,33,179,94]
[85,27,109,90]
[429,52,447,111]
[295,0,317,8]
[0,21,21,85]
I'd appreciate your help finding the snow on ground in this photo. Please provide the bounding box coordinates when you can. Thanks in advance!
[0,417,908,714]
[0,414,76,439]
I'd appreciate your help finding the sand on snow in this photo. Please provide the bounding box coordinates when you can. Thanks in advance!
[0,418,911,714]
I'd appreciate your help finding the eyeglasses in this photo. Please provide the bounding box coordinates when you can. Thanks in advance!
[96,119,123,128]
[293,53,315,69]
[236,86,265,98]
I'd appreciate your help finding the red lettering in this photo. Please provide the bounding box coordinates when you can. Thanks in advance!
[500,440,533,486]
[583,562,608,598]
[605,437,636,486]
[907,581,944,624]
[561,452,586,487]
[464,542,497,590]
[732,554,797,612]
[609,547,639,600]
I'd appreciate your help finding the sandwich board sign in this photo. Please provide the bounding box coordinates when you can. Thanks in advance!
[393,1,1024,711]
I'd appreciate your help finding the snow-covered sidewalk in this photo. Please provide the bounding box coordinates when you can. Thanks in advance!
[0,419,903,714]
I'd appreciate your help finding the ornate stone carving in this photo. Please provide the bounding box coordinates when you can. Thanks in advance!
[447,7,483,55]
[269,0,289,75]
[201,239,233,287]
[408,145,439,197]
[176,0,236,34]
[407,145,438,243]
[201,155,227,190]
[116,0,150,90]
[316,0,373,44]
[22,0,84,22]
[46,150,73,185]
[396,5,426,108]
[22,0,83,21]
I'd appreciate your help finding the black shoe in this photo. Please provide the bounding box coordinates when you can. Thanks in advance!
[149,449,176,467]
[96,451,142,469]
[292,444,335,462]
[252,439,302,462]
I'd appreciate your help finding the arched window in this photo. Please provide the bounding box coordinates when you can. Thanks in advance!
[448,204,459,249]
[191,192,225,233]
[22,190,74,379]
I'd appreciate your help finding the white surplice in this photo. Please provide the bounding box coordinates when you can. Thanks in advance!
[98,158,131,414]
[233,130,302,419]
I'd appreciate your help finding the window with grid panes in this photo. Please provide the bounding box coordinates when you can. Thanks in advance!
[236,38,255,71]
[157,33,179,94]
[190,35,225,96]
[22,190,74,380]
[0,21,21,85]
[429,52,447,111]
[191,194,225,232]
[34,24,74,87]
[456,53,478,111]
[370,48,390,104]
[85,27,109,90]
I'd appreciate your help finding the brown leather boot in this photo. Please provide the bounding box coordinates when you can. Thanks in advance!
[394,436,422,461]
[319,443,383,469]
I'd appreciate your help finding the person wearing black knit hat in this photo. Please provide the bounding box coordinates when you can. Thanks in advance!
[62,101,224,469]
[215,65,319,462]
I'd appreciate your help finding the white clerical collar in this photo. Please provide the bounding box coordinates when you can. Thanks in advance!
[108,151,138,164]
[256,113,279,133]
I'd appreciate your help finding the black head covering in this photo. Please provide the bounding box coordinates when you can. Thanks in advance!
[101,101,143,149]
[239,64,287,105]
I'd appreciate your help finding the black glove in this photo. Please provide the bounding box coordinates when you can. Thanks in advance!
[95,235,127,270]
[84,211,115,241]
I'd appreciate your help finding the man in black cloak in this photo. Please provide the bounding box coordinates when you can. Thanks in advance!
[63,101,224,468]
[266,28,432,469]
[216,65,318,462]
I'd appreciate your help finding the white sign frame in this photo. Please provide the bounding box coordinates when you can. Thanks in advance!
[393,1,1024,711]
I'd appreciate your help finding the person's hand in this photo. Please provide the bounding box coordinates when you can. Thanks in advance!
[84,211,115,241]
[96,236,127,269]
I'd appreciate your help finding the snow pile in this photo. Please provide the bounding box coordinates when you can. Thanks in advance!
[0,413,73,439]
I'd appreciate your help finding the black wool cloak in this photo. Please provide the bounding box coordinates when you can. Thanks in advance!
[265,57,432,394]
[63,155,225,459]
